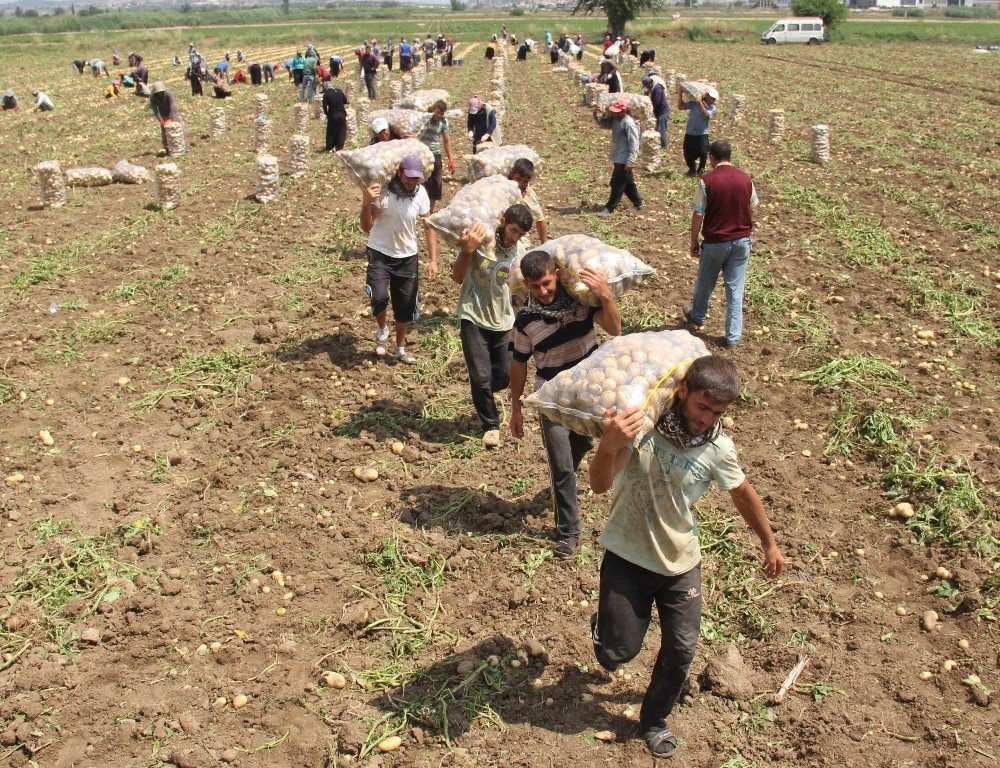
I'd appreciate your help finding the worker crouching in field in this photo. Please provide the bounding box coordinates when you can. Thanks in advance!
[588,356,783,759]
[509,250,621,557]
[594,99,642,218]
[149,82,183,155]
[452,205,533,449]
[360,155,439,365]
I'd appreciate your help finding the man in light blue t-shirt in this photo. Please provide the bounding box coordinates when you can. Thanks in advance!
[589,355,784,761]
[678,85,718,177]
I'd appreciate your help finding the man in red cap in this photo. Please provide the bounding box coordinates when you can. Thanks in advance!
[593,99,642,217]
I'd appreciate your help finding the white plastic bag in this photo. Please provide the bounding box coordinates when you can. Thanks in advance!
[426,175,521,261]
[467,144,540,181]
[508,234,654,307]
[523,330,709,440]
[337,138,435,189]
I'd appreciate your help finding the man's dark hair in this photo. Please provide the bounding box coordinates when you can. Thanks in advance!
[683,355,740,403]
[520,249,556,280]
[708,140,732,162]
[509,158,535,180]
[501,203,533,234]
[431,99,448,113]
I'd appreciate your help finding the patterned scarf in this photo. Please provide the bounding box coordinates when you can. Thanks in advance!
[525,285,578,321]
[655,400,721,450]
[388,175,418,199]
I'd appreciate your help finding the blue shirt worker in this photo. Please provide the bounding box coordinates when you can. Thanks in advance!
[593,98,642,217]
[678,84,717,176]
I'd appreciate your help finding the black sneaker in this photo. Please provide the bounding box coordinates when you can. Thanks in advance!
[684,170,697,178]
[590,612,621,673]
[643,727,677,759]
[553,538,577,558]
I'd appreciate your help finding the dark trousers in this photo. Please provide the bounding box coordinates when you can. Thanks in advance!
[364,71,376,100]
[384,54,393,71]
[606,163,642,212]
[460,320,510,431]
[293,69,303,85]
[365,248,418,322]
[326,113,347,151]
[190,77,202,96]
[540,415,592,543]
[400,55,412,72]
[683,133,710,173]
[249,68,262,86]
[595,552,701,730]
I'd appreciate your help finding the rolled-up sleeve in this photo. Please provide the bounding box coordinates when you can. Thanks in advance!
[690,180,707,214]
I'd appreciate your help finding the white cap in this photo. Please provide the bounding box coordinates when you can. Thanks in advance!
[706,86,719,100]
[371,117,389,133]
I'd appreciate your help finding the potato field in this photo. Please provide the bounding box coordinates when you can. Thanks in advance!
[0,17,998,768]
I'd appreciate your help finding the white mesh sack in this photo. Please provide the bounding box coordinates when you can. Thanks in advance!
[392,88,449,111]
[467,145,540,182]
[368,108,429,137]
[337,138,434,189]
[522,330,709,441]
[210,106,227,137]
[155,163,182,210]
[289,134,310,178]
[507,234,654,307]
[65,167,114,187]
[164,121,187,156]
[110,160,151,184]
[255,153,280,203]
[426,175,522,261]
[596,91,653,121]
[679,79,718,101]
[34,160,67,207]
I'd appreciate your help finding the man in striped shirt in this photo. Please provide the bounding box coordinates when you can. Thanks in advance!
[509,250,621,556]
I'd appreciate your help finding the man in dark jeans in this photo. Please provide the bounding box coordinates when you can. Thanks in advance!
[322,82,349,152]
[589,356,784,760]
[678,84,717,177]
[451,205,533,448]
[360,45,379,100]
[593,98,642,217]
[510,250,621,557]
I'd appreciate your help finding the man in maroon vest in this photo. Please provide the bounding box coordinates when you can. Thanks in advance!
[682,140,758,348]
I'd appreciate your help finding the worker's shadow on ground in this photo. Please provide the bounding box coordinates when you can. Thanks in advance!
[273,329,368,369]
[365,636,639,744]
[398,484,551,539]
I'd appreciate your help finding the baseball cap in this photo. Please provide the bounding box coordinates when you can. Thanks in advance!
[468,95,485,114]
[706,86,719,100]
[608,99,628,114]
[400,155,424,178]
[371,117,389,133]
[150,81,167,94]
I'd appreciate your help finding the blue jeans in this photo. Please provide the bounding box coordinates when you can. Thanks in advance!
[657,112,670,149]
[689,236,751,345]
[300,74,315,102]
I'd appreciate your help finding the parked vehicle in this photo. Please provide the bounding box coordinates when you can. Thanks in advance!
[761,18,825,45]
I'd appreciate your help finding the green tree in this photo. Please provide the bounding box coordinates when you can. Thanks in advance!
[282,0,290,14]
[450,0,467,10]
[53,6,66,14]
[14,5,22,16]
[790,0,848,30]
[572,0,660,39]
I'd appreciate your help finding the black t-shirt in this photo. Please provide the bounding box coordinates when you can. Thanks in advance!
[322,88,347,115]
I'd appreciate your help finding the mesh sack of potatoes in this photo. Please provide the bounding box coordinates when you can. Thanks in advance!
[679,79,718,101]
[369,108,429,137]
[289,134,310,178]
[65,167,114,187]
[209,106,227,137]
[392,88,449,111]
[596,91,653,121]
[467,145,541,181]
[426,175,522,261]
[293,102,309,134]
[337,138,435,189]
[110,160,151,184]
[254,93,269,120]
[523,330,709,441]
[164,121,187,156]
[255,153,280,203]
[34,160,67,207]
[507,234,654,307]
[155,163,182,210]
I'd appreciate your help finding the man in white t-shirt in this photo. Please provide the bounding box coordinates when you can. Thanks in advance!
[360,154,439,364]
[588,355,784,760]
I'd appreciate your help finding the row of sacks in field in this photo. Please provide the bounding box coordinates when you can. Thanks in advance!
[34,159,151,208]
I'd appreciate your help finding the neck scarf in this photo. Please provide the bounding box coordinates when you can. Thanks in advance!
[388,175,418,199]
[525,285,578,321]
[655,400,721,450]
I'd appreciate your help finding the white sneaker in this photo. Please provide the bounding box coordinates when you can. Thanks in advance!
[375,327,390,357]
[596,208,612,218]
[482,429,501,448]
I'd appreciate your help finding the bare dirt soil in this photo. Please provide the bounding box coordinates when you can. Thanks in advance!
[0,32,997,768]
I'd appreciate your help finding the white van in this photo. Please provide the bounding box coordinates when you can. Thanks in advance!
[761,18,825,45]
